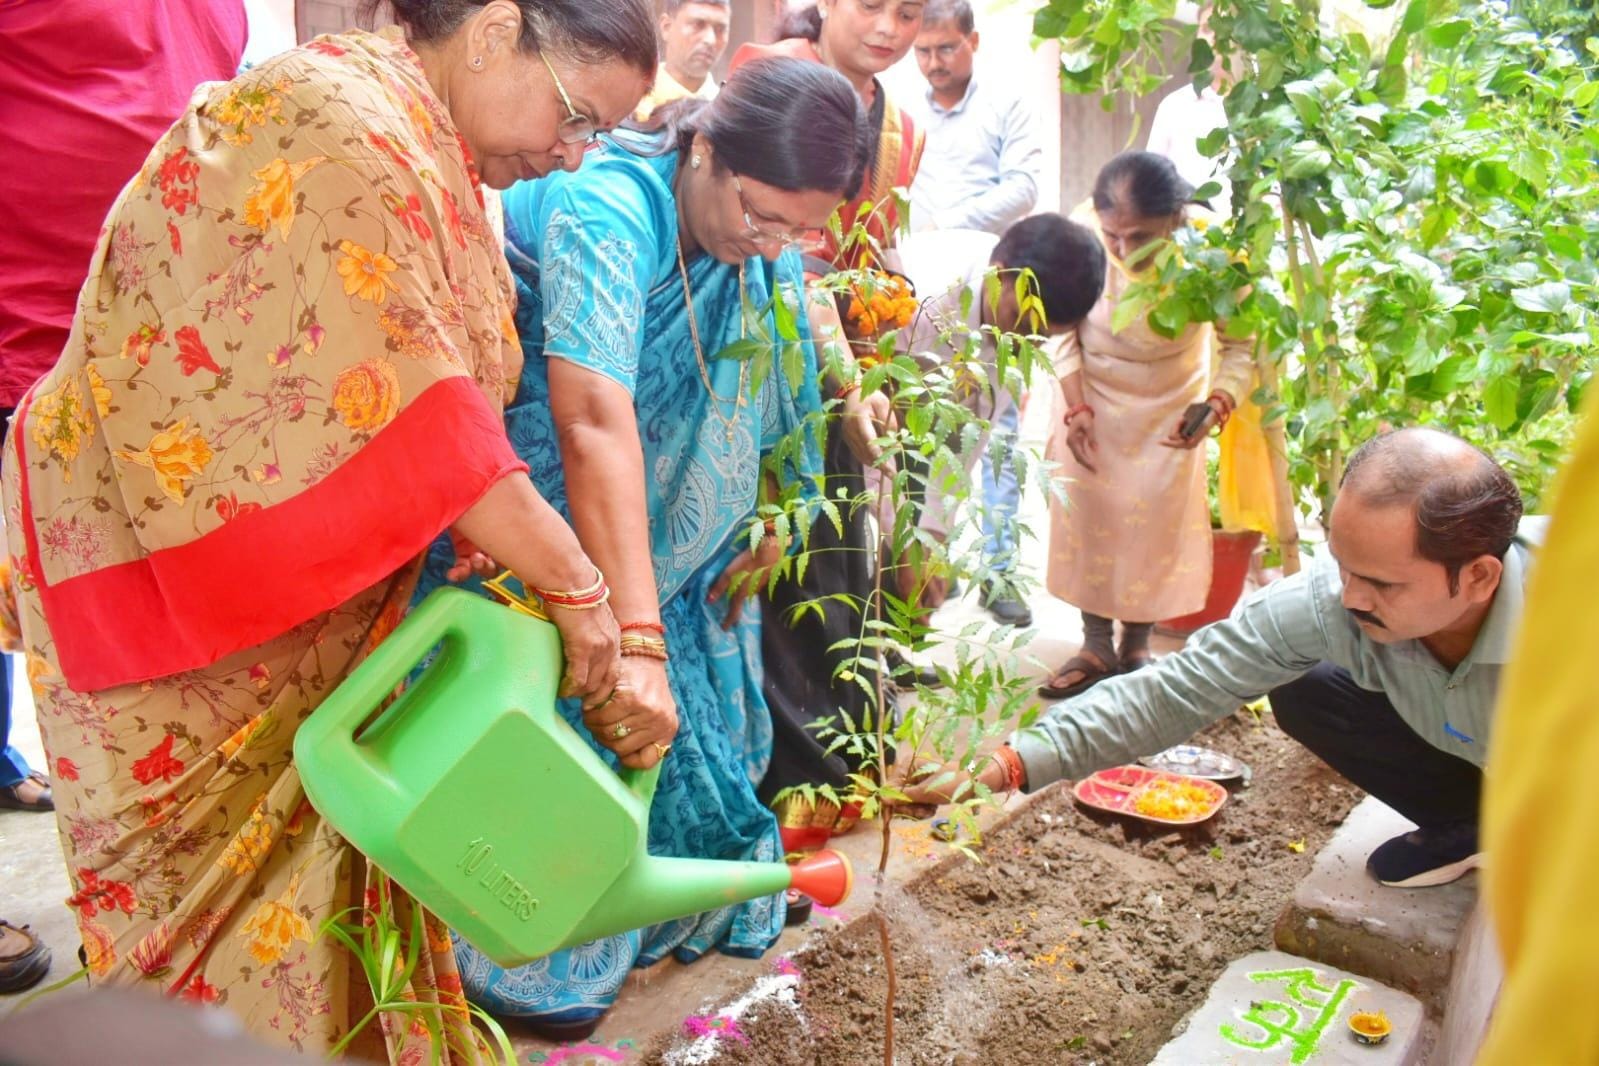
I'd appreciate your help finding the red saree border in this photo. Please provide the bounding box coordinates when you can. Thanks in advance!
[14,376,526,692]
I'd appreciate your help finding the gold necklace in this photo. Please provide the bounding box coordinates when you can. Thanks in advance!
[675,240,749,443]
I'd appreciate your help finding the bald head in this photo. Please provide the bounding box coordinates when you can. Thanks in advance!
[1340,428,1523,593]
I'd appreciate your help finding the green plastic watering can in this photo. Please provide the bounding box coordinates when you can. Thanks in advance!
[294,585,851,968]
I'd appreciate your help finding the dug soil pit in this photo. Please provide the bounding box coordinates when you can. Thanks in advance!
[643,709,1363,1065]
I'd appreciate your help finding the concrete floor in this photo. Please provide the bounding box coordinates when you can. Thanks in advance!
[0,673,81,999]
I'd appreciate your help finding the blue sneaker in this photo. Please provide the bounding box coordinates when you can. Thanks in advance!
[1366,822,1479,888]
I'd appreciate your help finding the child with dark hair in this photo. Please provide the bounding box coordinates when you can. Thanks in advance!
[893,216,1105,613]
[758,214,1103,795]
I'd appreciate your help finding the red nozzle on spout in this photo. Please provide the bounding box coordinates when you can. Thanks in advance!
[788,849,853,907]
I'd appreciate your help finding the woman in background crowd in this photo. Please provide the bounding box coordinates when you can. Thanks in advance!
[1039,151,1254,698]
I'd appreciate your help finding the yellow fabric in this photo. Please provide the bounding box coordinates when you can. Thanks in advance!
[1478,399,1599,1065]
[634,63,716,121]
[1216,387,1281,537]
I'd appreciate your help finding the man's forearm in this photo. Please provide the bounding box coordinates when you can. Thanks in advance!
[1010,573,1329,787]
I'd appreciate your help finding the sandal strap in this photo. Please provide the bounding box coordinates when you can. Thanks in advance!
[1049,649,1112,683]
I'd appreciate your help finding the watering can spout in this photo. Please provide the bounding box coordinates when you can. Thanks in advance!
[562,849,853,949]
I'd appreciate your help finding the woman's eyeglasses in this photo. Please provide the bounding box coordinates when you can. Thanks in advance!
[730,173,806,245]
[539,52,597,146]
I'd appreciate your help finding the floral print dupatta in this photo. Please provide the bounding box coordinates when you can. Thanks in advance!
[2,30,525,1058]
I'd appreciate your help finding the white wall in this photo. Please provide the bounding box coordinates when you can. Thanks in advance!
[243,0,298,65]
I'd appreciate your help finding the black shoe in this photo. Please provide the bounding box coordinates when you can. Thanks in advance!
[1366,822,1480,888]
[784,889,814,926]
[0,921,51,993]
[0,772,53,812]
[980,581,1033,627]
[514,1014,604,1043]
[884,648,944,690]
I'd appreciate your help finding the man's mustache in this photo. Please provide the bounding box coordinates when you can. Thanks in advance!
[1348,607,1386,629]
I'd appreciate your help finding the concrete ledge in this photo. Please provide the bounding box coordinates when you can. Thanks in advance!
[1431,901,1502,1064]
[1273,798,1476,1013]
[1152,950,1426,1066]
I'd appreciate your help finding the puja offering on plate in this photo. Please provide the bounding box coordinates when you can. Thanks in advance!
[1132,777,1221,820]
[1071,765,1229,826]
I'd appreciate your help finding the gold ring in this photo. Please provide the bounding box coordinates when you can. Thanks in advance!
[612,723,631,740]
[654,743,672,759]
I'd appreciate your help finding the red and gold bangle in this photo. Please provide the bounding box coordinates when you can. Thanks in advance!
[1207,392,1234,429]
[532,566,609,610]
[1063,402,1093,425]
[620,621,665,634]
[835,379,860,400]
[620,634,669,661]
[987,745,1026,793]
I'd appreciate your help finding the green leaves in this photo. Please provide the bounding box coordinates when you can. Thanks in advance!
[1281,141,1332,180]
[1033,0,1587,514]
[1484,375,1520,430]
[1510,281,1571,314]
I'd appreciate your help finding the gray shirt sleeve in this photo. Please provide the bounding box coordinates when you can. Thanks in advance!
[944,95,1042,234]
[1010,568,1335,788]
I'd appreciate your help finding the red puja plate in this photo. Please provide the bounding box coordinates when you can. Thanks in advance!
[1072,765,1229,826]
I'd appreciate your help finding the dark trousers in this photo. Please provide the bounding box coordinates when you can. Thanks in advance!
[0,404,26,786]
[1270,662,1481,831]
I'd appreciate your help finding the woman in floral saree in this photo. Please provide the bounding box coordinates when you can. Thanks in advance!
[415,57,870,1037]
[0,1,656,1057]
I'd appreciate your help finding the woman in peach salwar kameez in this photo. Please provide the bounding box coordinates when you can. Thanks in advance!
[0,3,657,1057]
[1040,152,1254,699]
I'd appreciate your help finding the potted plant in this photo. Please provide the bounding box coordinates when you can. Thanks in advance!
[1158,437,1263,636]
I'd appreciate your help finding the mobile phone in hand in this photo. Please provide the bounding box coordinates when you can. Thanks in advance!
[1179,401,1214,441]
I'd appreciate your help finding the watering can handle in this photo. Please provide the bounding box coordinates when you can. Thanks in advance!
[618,761,662,806]
[305,588,483,744]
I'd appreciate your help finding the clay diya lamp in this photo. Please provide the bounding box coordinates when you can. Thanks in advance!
[1348,1010,1392,1046]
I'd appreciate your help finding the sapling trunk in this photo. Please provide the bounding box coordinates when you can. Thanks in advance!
[877,909,898,1066]
[871,495,897,1066]
[1278,196,1339,518]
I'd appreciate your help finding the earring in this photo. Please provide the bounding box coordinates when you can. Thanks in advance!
[470,55,484,69]
[691,155,702,169]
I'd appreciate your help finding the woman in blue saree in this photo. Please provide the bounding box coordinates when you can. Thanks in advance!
[414,56,871,1037]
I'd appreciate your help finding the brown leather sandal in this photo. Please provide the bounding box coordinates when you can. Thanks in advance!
[1036,649,1115,700]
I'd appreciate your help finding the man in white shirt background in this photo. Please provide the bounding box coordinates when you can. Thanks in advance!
[908,0,1043,235]
[905,0,1045,626]
[1144,4,1232,214]
[636,0,730,120]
